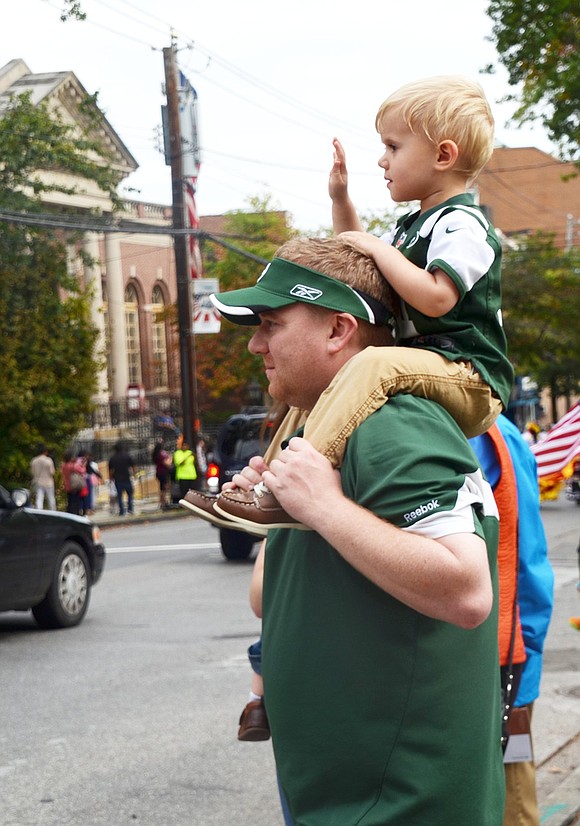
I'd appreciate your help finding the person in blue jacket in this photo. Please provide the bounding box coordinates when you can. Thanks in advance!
[471,414,554,826]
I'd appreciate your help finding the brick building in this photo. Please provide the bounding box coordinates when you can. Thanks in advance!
[478,146,580,250]
[478,146,580,426]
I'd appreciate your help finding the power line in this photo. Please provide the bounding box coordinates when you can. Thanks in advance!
[43,0,376,149]
[0,208,269,263]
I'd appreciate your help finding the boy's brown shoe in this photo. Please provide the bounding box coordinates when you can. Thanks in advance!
[215,482,310,531]
[179,490,268,537]
[237,698,271,741]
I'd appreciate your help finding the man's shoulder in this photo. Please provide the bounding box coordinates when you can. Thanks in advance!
[360,393,465,430]
[349,395,475,462]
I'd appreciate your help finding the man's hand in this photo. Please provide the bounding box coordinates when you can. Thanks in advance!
[262,437,344,528]
[225,455,269,492]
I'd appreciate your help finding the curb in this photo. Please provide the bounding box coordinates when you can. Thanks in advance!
[94,504,191,530]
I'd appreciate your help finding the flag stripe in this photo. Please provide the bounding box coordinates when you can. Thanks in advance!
[184,177,202,280]
[530,403,580,477]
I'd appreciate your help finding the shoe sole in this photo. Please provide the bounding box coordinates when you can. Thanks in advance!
[179,498,268,537]
[213,501,311,531]
[237,728,271,742]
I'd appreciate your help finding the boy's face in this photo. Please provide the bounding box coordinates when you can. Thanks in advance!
[377,109,440,205]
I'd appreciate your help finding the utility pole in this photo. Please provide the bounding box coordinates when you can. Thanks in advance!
[163,42,197,446]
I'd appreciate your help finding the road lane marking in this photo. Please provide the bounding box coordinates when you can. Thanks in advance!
[105,543,221,554]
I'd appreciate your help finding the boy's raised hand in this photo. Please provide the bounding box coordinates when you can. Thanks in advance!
[328,137,348,201]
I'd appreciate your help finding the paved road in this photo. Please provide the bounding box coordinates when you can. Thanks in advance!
[0,495,577,825]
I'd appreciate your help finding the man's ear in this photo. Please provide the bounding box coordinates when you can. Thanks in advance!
[436,139,459,170]
[327,312,359,353]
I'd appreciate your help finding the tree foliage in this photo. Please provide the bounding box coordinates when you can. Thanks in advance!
[60,1,86,21]
[485,0,580,163]
[501,233,580,409]
[0,93,121,483]
[194,197,295,423]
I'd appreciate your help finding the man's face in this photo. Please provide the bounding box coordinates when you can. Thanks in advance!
[248,304,336,411]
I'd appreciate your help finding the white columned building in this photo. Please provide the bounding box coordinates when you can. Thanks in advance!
[105,232,129,401]
[82,231,109,402]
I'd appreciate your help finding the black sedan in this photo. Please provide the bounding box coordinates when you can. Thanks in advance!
[0,484,105,629]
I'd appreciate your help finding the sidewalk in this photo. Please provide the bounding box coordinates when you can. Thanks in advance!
[92,497,579,826]
[92,496,190,528]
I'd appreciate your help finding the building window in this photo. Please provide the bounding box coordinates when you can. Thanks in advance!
[124,284,142,386]
[151,285,168,389]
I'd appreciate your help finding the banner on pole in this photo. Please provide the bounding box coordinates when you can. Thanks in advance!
[178,70,203,280]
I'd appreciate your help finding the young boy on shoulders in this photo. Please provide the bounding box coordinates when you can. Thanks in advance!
[214,75,514,531]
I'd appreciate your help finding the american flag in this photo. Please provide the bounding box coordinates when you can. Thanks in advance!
[177,71,202,280]
[184,177,202,280]
[531,402,580,479]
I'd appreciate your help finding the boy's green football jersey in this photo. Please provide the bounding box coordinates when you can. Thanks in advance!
[383,193,513,408]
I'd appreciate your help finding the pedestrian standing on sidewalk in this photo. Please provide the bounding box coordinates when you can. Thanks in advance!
[152,439,172,510]
[108,441,136,516]
[172,440,197,499]
[30,444,56,510]
[61,449,86,515]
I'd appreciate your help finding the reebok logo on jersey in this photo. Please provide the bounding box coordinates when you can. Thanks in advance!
[404,499,440,523]
[290,284,323,301]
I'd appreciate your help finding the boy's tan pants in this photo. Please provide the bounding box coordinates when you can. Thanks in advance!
[264,346,502,468]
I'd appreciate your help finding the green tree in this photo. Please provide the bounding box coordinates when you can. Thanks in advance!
[194,197,295,424]
[0,92,121,482]
[485,0,580,163]
[501,233,580,418]
[60,1,86,21]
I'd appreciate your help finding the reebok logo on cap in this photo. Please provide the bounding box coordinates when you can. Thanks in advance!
[290,284,323,301]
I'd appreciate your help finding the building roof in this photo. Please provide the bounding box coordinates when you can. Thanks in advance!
[0,59,138,175]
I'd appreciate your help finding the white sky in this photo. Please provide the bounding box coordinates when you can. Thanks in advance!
[3,0,556,233]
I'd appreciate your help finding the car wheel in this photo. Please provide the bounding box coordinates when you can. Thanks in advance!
[219,528,256,561]
[32,542,91,629]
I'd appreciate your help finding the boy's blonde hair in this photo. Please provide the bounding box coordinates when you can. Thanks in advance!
[375,75,494,183]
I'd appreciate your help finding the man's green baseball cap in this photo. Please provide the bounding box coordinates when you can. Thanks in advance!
[210,257,391,326]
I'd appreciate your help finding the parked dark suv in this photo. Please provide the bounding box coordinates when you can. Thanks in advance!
[208,409,271,560]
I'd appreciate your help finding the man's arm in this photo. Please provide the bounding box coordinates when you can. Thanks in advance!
[263,438,492,629]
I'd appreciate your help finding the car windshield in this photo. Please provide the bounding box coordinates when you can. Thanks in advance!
[219,418,267,461]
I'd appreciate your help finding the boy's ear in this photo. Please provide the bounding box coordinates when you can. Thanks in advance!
[436,139,459,170]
